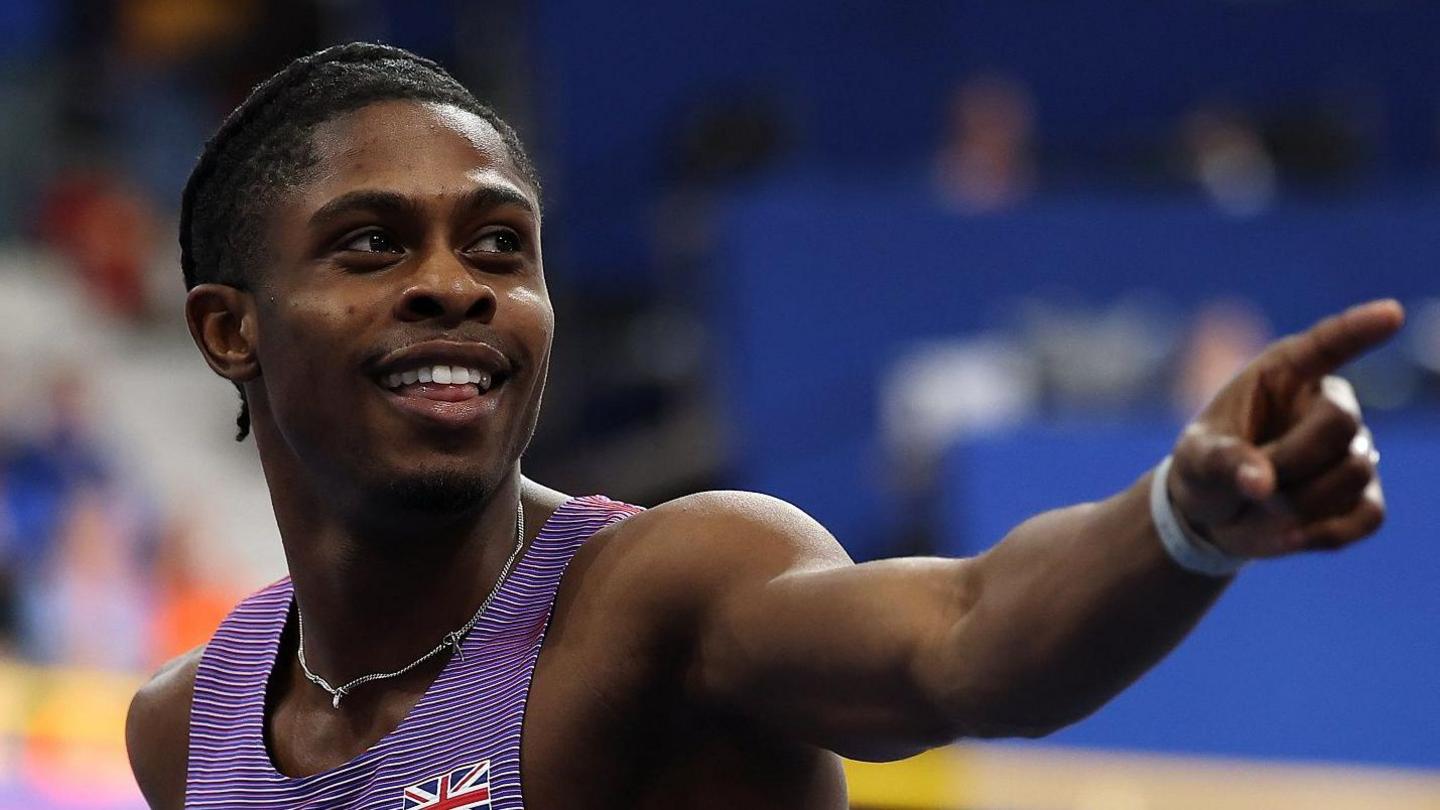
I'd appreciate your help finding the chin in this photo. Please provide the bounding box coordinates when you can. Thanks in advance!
[375,468,496,515]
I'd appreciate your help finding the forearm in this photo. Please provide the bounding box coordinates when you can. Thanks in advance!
[928,468,1232,738]
[688,304,1396,754]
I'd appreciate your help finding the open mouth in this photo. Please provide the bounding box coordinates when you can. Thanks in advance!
[368,340,515,427]
[379,364,506,401]
[374,362,510,426]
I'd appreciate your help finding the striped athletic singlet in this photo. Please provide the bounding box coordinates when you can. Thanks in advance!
[185,495,643,809]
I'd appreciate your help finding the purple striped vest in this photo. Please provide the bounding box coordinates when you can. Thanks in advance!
[185,495,643,809]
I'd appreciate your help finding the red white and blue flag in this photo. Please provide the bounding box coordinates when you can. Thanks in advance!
[402,759,492,809]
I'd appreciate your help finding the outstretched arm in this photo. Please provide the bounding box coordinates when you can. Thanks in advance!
[668,300,1402,761]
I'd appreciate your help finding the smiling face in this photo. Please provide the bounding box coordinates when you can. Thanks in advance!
[208,99,552,516]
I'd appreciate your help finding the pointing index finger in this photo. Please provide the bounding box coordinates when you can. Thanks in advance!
[1272,299,1405,380]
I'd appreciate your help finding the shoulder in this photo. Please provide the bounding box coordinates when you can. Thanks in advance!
[593,491,853,609]
[634,490,849,563]
[126,646,204,810]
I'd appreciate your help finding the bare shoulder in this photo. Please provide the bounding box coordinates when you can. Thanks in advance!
[551,490,856,664]
[598,491,854,605]
[127,646,204,810]
[641,490,850,561]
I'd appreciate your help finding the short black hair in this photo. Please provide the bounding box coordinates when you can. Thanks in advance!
[179,41,540,440]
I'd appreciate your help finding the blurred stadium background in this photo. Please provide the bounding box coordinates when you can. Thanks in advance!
[0,1,1437,807]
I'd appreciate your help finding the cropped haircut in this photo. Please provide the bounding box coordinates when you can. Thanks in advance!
[179,42,540,440]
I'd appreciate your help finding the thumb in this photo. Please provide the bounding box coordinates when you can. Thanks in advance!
[1172,426,1275,511]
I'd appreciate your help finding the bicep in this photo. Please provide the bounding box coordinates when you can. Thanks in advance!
[674,495,978,760]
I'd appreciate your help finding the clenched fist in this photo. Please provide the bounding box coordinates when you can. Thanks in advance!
[1168,299,1405,559]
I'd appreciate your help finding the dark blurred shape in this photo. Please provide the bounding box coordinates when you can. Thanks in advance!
[1177,98,1372,214]
[933,74,1036,213]
[666,91,791,188]
[1179,105,1277,217]
[1262,98,1372,189]
[528,89,792,504]
[656,88,793,295]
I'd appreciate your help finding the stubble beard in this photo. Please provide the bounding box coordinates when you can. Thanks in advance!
[378,468,498,515]
[367,386,541,518]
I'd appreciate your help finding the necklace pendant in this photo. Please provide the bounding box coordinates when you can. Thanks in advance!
[446,631,465,661]
[332,691,343,709]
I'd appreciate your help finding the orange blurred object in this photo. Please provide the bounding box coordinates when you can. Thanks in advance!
[150,515,239,662]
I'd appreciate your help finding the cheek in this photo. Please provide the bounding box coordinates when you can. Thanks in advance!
[508,286,555,353]
[259,290,375,393]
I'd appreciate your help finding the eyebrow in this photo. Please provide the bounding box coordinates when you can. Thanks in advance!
[307,189,422,229]
[307,185,537,230]
[455,185,538,219]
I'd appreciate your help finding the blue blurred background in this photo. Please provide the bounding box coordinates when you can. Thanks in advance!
[0,1,1435,807]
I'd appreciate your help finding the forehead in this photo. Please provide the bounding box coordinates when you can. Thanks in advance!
[299,99,535,211]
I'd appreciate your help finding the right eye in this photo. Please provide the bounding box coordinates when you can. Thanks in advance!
[339,230,403,254]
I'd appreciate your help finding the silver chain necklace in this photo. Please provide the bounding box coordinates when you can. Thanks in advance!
[296,500,526,709]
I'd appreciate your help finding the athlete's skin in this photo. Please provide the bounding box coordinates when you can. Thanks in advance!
[125,99,1401,809]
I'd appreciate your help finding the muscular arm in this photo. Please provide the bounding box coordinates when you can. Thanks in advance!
[670,483,1220,761]
[126,647,203,810]
[674,301,1400,761]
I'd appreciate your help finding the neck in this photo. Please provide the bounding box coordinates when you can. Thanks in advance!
[269,463,529,690]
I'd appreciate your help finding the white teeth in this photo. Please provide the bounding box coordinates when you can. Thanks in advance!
[386,364,499,390]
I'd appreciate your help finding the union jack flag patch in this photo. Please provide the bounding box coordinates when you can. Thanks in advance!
[402,759,492,809]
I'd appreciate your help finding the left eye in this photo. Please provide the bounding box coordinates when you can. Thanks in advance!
[467,230,521,254]
[340,231,403,253]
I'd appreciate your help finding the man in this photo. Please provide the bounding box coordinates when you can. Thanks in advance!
[125,43,1399,809]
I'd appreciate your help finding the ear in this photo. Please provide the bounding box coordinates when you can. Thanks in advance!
[185,284,260,383]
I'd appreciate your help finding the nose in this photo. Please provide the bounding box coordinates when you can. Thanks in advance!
[394,251,496,325]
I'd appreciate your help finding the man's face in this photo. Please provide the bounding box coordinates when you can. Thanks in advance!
[248,100,551,513]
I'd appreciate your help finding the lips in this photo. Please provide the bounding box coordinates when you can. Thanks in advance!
[382,364,495,395]
[369,342,514,427]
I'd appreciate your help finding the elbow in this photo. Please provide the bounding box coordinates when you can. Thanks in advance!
[965,710,1075,740]
[939,698,1073,741]
[944,701,1084,741]
[929,675,1101,741]
[909,555,1106,744]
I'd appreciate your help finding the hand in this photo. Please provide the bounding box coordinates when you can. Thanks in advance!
[1167,299,1405,558]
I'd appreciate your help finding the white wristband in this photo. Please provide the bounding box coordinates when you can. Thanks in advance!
[1150,455,1249,578]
